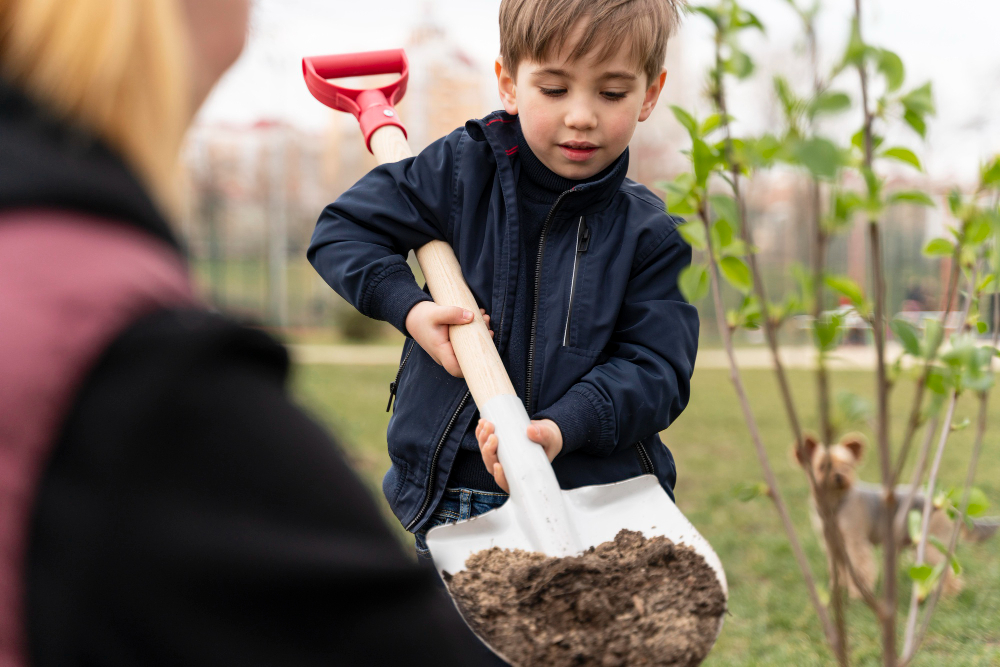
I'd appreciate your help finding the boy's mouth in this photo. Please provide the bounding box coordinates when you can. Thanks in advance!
[558,142,598,161]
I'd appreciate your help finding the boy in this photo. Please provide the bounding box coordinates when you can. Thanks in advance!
[308,0,696,558]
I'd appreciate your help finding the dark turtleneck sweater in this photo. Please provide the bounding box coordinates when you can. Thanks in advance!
[446,124,625,495]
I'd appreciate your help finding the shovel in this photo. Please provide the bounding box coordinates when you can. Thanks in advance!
[302,46,728,648]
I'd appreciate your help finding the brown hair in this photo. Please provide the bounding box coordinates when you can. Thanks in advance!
[499,0,684,84]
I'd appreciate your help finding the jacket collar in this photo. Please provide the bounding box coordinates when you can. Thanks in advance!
[0,78,180,251]
[467,111,629,217]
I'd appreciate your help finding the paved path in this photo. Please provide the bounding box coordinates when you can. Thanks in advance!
[289,343,928,370]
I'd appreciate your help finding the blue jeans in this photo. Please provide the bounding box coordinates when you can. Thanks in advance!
[414,487,509,559]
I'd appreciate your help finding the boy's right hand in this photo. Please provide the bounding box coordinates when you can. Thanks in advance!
[404,302,493,378]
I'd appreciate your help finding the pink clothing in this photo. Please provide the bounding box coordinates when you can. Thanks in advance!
[0,210,192,667]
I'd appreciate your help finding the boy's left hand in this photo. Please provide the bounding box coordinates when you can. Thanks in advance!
[475,418,563,492]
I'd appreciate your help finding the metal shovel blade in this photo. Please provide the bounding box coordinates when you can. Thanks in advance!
[425,474,728,659]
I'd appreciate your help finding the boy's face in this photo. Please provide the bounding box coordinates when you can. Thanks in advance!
[496,30,666,180]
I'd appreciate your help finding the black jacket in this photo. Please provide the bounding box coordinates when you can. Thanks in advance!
[0,79,486,666]
[308,112,699,533]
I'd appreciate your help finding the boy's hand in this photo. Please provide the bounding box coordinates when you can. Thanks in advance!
[476,418,563,492]
[405,303,493,378]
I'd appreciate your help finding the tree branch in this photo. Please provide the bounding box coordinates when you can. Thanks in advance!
[901,266,977,655]
[891,252,961,486]
[698,200,841,655]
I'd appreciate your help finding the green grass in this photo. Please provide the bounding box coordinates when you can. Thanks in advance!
[289,361,1000,666]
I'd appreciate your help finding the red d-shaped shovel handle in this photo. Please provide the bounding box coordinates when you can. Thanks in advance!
[302,49,409,153]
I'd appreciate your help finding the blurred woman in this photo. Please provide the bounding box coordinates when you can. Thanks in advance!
[0,1,483,664]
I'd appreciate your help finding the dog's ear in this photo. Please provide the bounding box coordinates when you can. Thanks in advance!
[839,433,866,461]
[794,433,820,467]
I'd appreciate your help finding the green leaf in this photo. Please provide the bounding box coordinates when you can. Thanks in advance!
[712,216,735,251]
[901,82,936,116]
[909,564,933,582]
[981,157,1000,189]
[733,481,769,502]
[977,320,989,335]
[891,318,922,356]
[876,48,905,92]
[888,190,935,207]
[927,535,962,574]
[966,216,992,245]
[948,189,963,216]
[967,487,990,517]
[824,275,866,309]
[709,194,739,226]
[719,256,753,293]
[908,510,922,543]
[700,113,722,136]
[725,49,755,79]
[923,238,955,257]
[837,390,872,425]
[810,91,851,117]
[904,108,927,138]
[923,319,945,360]
[678,263,710,303]
[692,138,719,188]
[793,137,842,180]
[814,312,844,352]
[676,221,707,250]
[880,147,923,171]
[670,105,699,137]
[841,19,867,68]
[978,274,996,293]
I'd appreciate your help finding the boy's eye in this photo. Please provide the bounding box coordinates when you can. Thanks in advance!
[540,87,566,97]
[602,91,628,101]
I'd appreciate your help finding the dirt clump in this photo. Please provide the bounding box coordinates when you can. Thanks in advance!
[444,529,726,666]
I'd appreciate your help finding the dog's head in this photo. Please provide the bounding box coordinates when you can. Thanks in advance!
[794,432,866,495]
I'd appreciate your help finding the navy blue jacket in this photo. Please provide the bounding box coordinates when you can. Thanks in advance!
[308,112,698,533]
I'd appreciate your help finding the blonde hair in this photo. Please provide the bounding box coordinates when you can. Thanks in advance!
[499,0,683,84]
[0,0,191,209]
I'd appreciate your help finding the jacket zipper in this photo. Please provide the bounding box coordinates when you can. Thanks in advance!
[562,216,590,347]
[526,188,573,412]
[405,391,471,531]
[635,441,655,475]
[386,338,416,412]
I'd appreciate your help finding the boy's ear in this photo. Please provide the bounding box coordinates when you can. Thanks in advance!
[638,67,667,123]
[794,432,820,467]
[495,58,518,116]
[839,432,866,462]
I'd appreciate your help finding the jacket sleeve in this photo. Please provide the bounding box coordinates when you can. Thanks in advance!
[307,129,465,335]
[536,226,699,457]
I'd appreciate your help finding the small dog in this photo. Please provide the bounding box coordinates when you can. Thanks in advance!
[795,433,998,599]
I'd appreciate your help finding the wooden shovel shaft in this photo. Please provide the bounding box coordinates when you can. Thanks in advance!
[371,126,516,408]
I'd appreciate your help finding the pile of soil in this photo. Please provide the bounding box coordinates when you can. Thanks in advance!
[444,529,726,667]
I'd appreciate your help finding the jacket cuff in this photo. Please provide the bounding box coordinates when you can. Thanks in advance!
[534,388,607,457]
[365,265,433,335]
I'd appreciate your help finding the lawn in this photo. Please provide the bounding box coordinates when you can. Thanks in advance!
[290,360,1000,666]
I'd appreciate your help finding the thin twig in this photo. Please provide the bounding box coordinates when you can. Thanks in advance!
[892,416,939,539]
[891,253,961,485]
[902,389,989,664]
[902,263,997,662]
[901,265,977,653]
[698,201,840,654]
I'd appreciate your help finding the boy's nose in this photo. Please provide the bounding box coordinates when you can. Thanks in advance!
[564,105,597,131]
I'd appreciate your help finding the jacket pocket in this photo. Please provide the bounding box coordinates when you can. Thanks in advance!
[382,457,409,506]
